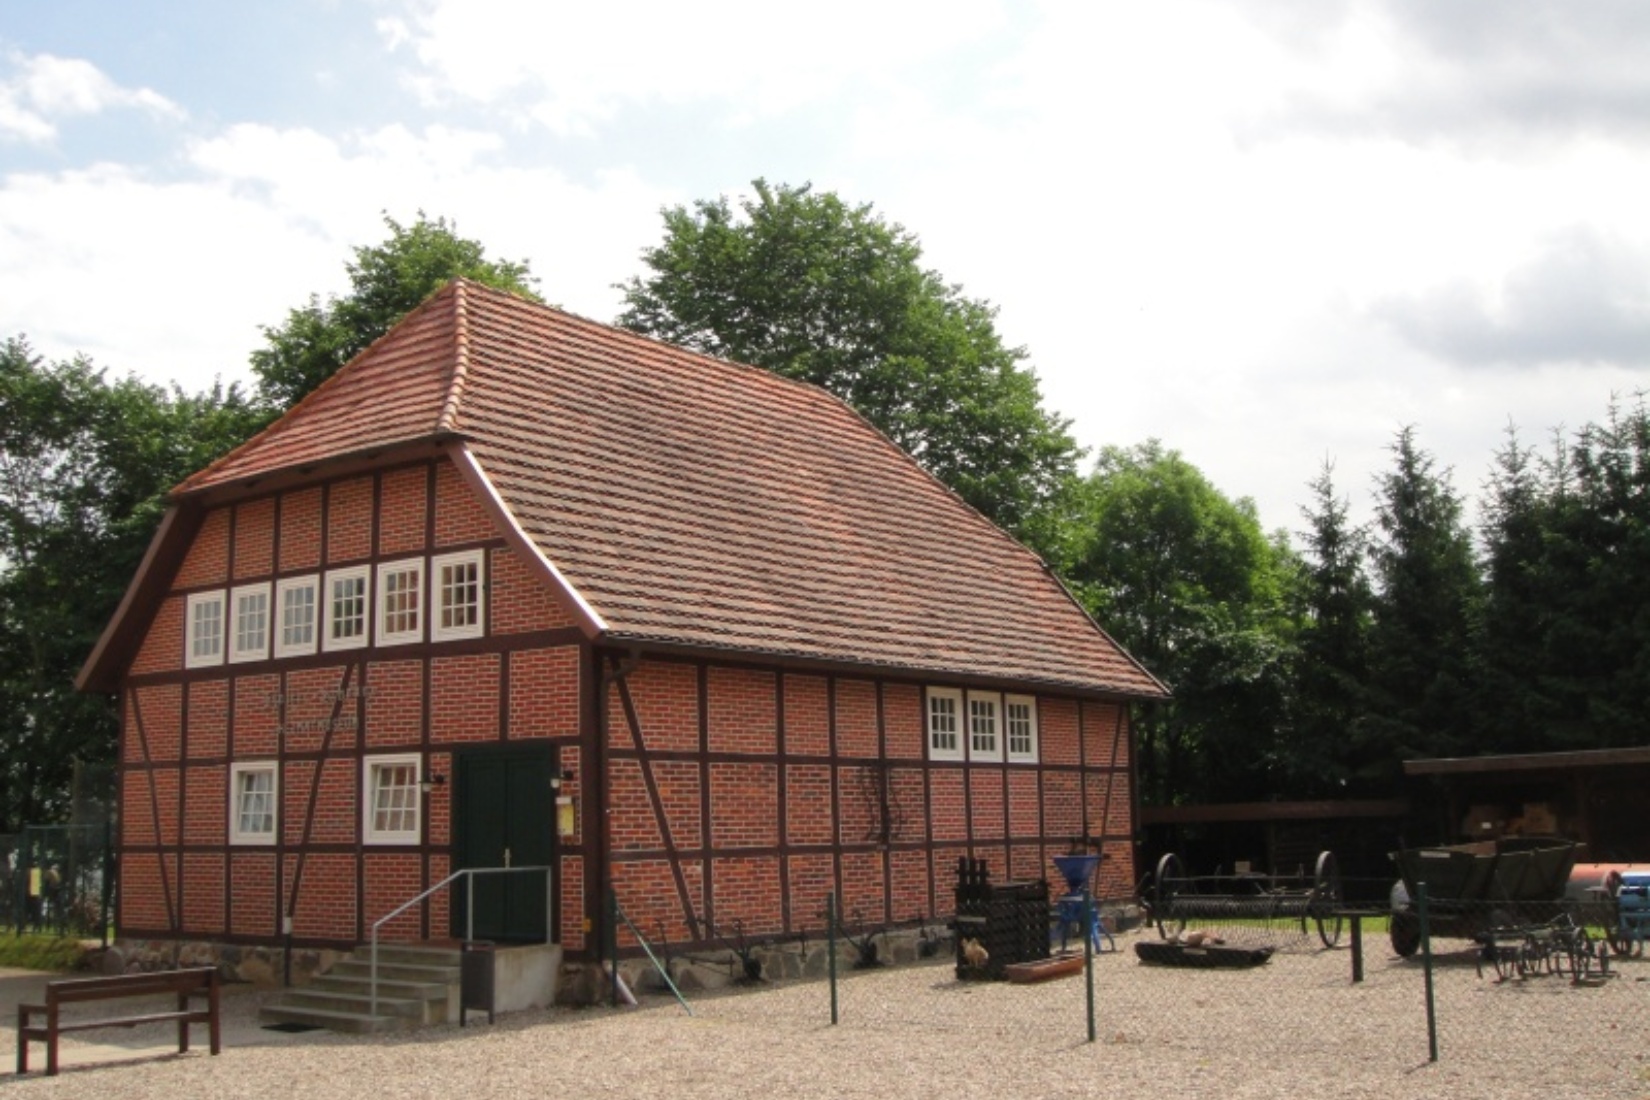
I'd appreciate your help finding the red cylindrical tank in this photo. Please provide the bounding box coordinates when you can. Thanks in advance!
[1566,862,1648,901]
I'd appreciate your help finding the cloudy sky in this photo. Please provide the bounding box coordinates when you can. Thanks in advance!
[5,0,1649,537]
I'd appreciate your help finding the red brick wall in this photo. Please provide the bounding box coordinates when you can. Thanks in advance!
[377,466,428,556]
[233,497,274,581]
[430,654,500,742]
[434,461,494,546]
[115,456,590,950]
[834,679,878,758]
[507,648,578,740]
[277,488,322,572]
[114,455,1140,955]
[366,660,423,747]
[707,668,776,755]
[605,657,1140,953]
[491,547,576,634]
[326,477,372,564]
[174,509,229,590]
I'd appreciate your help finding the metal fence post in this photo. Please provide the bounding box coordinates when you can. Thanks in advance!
[606,886,620,1008]
[100,820,113,949]
[827,893,838,1025]
[1418,881,1438,1063]
[20,825,33,936]
[1083,892,1096,1043]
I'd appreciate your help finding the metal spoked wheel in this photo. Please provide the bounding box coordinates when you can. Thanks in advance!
[1307,850,1344,948]
[1154,852,1186,940]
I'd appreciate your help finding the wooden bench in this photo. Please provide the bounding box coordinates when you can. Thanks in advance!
[16,967,221,1077]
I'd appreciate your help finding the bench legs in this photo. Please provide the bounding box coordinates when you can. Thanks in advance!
[15,988,220,1077]
[15,1003,59,1077]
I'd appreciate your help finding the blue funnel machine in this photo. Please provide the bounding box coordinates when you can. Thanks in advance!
[1053,853,1101,896]
[1050,853,1114,953]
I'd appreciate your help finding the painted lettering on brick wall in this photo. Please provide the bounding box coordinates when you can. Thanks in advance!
[250,686,377,711]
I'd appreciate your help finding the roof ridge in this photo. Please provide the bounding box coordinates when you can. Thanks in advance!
[436,279,472,433]
[172,280,465,496]
[460,280,1056,575]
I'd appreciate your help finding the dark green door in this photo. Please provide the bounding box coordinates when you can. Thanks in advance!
[454,746,555,942]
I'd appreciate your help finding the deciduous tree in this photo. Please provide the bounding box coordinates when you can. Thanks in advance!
[253,212,538,408]
[616,180,1079,549]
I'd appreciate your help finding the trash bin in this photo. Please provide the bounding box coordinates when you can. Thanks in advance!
[461,941,496,1026]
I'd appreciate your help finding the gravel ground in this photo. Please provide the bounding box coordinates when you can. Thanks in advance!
[5,931,1649,1098]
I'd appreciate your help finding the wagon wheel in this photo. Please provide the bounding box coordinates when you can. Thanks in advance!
[1307,850,1344,948]
[1153,853,1187,940]
[1390,911,1421,957]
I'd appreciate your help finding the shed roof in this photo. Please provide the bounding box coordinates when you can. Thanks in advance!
[91,280,1167,699]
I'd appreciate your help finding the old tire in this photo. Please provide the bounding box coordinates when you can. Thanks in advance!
[1390,912,1421,957]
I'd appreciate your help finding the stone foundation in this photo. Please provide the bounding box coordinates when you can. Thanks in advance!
[560,903,1143,1005]
[103,939,346,987]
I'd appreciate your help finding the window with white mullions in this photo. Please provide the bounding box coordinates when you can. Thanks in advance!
[274,575,318,658]
[323,566,369,651]
[432,550,485,640]
[1005,694,1039,763]
[185,591,225,668]
[376,559,424,645]
[229,762,277,844]
[230,583,270,663]
[364,754,421,843]
[969,693,1003,761]
[926,687,963,761]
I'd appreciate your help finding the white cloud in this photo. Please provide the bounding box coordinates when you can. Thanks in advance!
[1373,227,1650,368]
[379,0,1011,135]
[0,50,181,142]
[0,121,673,394]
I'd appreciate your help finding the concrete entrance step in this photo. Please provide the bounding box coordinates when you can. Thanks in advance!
[259,943,462,1034]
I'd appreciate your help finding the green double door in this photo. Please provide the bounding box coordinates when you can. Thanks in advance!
[453,745,555,943]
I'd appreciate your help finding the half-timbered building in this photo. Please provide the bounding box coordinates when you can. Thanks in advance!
[78,279,1167,980]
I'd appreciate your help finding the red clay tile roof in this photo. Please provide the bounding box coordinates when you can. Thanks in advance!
[172,280,1166,699]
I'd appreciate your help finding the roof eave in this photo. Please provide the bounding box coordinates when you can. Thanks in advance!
[174,431,466,508]
[595,631,1169,703]
[77,504,200,694]
[445,442,609,639]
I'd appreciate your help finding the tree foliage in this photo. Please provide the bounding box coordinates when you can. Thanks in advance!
[1286,462,1374,794]
[615,180,1080,548]
[252,212,539,408]
[1061,441,1298,805]
[0,338,264,829]
[1363,427,1482,770]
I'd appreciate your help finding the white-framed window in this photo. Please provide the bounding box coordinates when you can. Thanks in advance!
[363,754,421,844]
[229,583,271,663]
[432,550,485,641]
[1005,694,1039,764]
[184,591,226,669]
[274,575,319,658]
[323,566,370,651]
[229,762,278,844]
[968,692,1003,762]
[926,687,964,762]
[375,559,424,646]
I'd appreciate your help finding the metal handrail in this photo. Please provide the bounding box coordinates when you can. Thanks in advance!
[370,865,552,1016]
